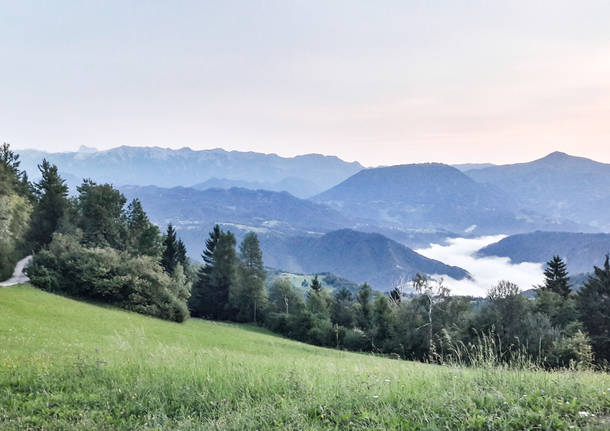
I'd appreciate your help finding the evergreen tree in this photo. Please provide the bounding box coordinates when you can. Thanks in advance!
[26,159,69,251]
[310,275,322,292]
[541,255,571,298]
[0,143,22,195]
[578,255,610,362]
[161,223,179,273]
[126,198,162,257]
[306,275,331,318]
[232,232,266,322]
[176,238,187,266]
[189,225,237,320]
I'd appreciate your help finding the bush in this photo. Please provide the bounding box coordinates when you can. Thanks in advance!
[27,234,189,322]
[343,328,370,351]
[549,330,594,369]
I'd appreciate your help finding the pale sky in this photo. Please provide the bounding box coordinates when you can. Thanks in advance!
[2,1,610,166]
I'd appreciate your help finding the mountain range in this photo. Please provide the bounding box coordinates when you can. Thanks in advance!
[313,163,580,235]
[465,152,610,231]
[17,146,363,198]
[17,145,610,291]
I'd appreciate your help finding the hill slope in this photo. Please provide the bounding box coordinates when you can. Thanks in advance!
[478,231,610,274]
[265,229,470,289]
[313,163,576,234]
[466,152,610,231]
[17,145,363,198]
[2,285,609,430]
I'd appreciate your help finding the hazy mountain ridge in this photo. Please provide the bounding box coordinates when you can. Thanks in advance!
[191,176,321,199]
[312,163,580,235]
[465,152,610,231]
[477,231,610,274]
[119,185,469,290]
[18,145,363,198]
[263,229,470,290]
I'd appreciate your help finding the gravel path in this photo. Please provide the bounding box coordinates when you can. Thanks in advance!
[0,255,32,286]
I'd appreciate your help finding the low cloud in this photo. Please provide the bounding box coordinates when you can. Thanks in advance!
[416,235,544,297]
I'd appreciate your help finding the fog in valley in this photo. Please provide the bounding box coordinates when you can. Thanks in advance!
[416,235,545,297]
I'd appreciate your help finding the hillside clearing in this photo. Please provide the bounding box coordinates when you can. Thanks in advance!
[1,285,609,430]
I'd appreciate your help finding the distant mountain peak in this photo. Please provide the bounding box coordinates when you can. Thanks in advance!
[542,151,570,159]
[77,145,98,153]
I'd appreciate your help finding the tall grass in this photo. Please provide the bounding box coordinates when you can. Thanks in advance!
[2,285,610,430]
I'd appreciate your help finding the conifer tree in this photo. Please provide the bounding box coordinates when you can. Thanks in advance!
[26,159,69,251]
[126,198,162,257]
[542,255,571,298]
[189,225,237,320]
[578,255,610,361]
[310,275,322,292]
[161,223,179,273]
[176,238,187,266]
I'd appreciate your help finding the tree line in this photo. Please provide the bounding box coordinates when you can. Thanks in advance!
[3,143,610,367]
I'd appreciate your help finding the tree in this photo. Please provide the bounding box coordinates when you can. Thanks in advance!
[232,232,266,322]
[269,278,302,314]
[26,159,69,251]
[412,274,449,355]
[189,225,237,320]
[331,287,354,328]
[355,283,372,331]
[0,143,23,196]
[310,275,322,293]
[578,255,610,362]
[541,255,571,298]
[372,294,392,350]
[161,224,179,273]
[77,180,127,249]
[126,199,162,257]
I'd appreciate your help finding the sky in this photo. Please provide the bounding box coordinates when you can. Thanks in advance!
[2,1,610,167]
[416,236,544,297]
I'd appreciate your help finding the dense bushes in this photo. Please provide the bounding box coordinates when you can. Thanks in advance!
[18,157,193,323]
[27,234,190,322]
[0,144,33,280]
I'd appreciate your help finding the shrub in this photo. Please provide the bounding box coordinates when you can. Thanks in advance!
[27,234,189,322]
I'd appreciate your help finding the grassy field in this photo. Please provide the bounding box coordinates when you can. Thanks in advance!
[1,285,609,430]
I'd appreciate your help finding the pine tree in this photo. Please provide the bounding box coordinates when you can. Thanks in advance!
[126,199,162,257]
[26,159,69,251]
[310,275,322,292]
[176,238,187,266]
[161,223,178,273]
[542,255,571,298]
[189,225,237,320]
[578,255,610,362]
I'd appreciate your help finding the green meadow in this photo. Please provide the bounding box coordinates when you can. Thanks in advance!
[1,285,609,430]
